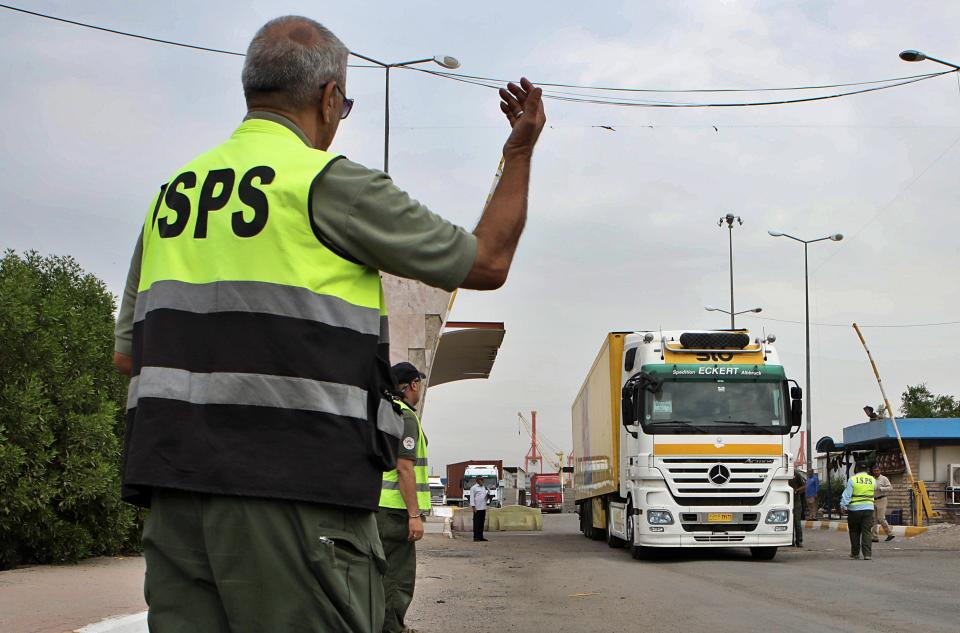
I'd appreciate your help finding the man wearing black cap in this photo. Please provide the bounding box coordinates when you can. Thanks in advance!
[377,361,429,633]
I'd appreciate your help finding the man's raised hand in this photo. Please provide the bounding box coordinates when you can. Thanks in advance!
[500,77,546,160]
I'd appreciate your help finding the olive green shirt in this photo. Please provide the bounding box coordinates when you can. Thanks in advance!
[115,112,477,355]
[397,407,424,462]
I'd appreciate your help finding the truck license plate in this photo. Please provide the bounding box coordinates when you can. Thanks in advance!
[707,513,733,523]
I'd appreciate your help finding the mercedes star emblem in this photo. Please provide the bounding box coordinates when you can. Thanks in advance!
[708,464,731,485]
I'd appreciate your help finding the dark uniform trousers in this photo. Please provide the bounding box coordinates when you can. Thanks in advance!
[375,509,416,633]
[143,488,386,633]
[847,509,875,558]
[473,509,487,540]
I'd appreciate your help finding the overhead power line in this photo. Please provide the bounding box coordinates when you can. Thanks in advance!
[422,68,949,94]
[745,315,960,328]
[410,66,952,109]
[0,3,377,67]
[2,3,953,108]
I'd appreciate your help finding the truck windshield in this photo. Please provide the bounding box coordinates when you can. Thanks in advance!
[464,478,499,490]
[536,483,562,493]
[643,381,787,434]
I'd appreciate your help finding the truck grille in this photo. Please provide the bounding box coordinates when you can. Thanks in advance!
[658,456,778,503]
[671,496,765,506]
[681,523,758,533]
[694,535,745,543]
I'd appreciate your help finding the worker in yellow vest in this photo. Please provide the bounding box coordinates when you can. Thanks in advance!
[378,362,431,633]
[112,15,546,633]
[841,462,877,560]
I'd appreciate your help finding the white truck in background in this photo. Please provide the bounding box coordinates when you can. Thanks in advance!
[573,330,803,560]
[462,464,503,508]
[428,475,446,506]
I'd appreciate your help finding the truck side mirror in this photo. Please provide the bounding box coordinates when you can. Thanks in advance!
[791,398,802,429]
[790,385,802,400]
[621,373,651,439]
[620,386,640,439]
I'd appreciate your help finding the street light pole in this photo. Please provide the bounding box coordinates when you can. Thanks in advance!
[349,52,461,173]
[767,230,843,475]
[384,66,390,173]
[719,214,743,329]
[804,242,811,474]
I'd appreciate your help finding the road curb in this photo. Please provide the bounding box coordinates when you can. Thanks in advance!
[76,611,147,633]
[803,520,927,537]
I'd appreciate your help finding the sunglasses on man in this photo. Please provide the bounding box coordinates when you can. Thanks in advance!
[328,82,354,120]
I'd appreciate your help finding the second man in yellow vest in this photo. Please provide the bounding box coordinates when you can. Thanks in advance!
[378,362,431,633]
[841,462,877,560]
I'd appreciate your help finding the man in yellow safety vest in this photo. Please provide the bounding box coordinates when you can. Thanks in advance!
[377,362,431,632]
[112,15,546,632]
[841,462,876,560]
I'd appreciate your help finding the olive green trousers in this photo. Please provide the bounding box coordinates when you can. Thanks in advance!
[375,509,417,633]
[142,488,386,633]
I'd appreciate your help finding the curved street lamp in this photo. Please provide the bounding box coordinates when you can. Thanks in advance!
[767,230,843,476]
[705,305,762,316]
[350,52,461,173]
[899,49,960,70]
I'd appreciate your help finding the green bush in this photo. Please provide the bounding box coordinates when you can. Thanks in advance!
[0,250,141,569]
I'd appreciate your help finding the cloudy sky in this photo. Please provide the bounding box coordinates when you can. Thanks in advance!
[2,1,959,476]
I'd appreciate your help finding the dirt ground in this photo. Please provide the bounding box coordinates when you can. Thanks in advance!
[406,513,960,633]
[0,556,145,633]
[3,515,958,633]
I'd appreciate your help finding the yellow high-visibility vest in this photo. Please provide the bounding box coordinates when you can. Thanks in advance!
[122,117,402,509]
[850,473,876,506]
[380,400,431,511]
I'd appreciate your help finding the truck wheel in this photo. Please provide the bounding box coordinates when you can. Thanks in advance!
[607,507,626,548]
[750,547,778,561]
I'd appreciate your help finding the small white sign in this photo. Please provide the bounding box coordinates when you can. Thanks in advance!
[653,399,673,413]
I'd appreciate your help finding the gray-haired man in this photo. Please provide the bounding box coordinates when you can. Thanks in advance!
[113,15,546,632]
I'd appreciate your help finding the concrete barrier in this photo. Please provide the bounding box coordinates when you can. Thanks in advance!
[803,520,928,538]
[450,505,542,532]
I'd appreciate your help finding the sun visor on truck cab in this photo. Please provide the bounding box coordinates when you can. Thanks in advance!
[642,363,785,382]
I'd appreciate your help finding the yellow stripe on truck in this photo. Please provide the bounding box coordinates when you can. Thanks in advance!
[654,443,783,456]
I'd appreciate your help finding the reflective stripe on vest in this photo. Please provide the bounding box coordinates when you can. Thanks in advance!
[122,117,403,510]
[850,473,876,506]
[380,400,431,511]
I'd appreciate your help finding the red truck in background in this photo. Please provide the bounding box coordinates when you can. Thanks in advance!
[529,472,563,512]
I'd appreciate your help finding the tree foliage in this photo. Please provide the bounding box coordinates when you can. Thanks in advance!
[899,384,960,419]
[0,250,140,569]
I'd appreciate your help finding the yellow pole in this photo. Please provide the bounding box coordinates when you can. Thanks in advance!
[852,323,925,526]
[441,156,505,321]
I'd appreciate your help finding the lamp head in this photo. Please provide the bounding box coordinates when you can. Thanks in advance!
[767,229,783,237]
[704,305,720,312]
[899,50,927,62]
[434,55,461,69]
[830,233,844,241]
[750,307,763,313]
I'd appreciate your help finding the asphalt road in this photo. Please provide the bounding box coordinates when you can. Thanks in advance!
[408,514,960,633]
[3,515,956,633]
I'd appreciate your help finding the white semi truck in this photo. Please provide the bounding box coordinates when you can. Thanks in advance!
[462,464,503,508]
[572,330,803,560]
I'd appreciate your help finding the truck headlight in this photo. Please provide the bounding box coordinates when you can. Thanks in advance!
[647,510,674,525]
[765,509,790,524]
